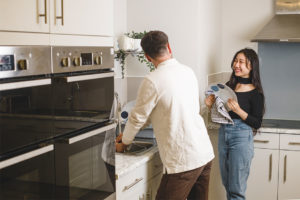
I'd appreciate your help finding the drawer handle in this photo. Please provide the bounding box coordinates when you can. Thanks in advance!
[123,177,143,192]
[269,154,272,181]
[254,140,269,143]
[289,142,300,146]
[284,155,287,183]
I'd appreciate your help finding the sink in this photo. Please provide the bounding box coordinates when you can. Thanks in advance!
[124,141,155,155]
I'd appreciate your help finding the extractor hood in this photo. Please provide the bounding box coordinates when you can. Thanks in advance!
[252,0,300,42]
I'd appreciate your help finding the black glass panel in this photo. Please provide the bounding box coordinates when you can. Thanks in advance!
[0,151,55,199]
[0,84,54,156]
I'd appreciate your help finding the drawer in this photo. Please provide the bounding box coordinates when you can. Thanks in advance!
[280,134,300,151]
[253,132,279,149]
[116,162,148,199]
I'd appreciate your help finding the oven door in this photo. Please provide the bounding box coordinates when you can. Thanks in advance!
[52,72,114,137]
[54,123,116,200]
[0,145,55,199]
[0,78,53,158]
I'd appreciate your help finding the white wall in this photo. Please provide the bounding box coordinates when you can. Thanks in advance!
[221,0,274,72]
[126,0,222,103]
[114,0,128,106]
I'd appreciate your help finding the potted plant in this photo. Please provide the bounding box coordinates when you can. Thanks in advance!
[115,31,155,78]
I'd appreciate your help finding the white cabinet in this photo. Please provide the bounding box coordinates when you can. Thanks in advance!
[0,0,50,33]
[278,134,300,200]
[49,0,113,36]
[247,132,300,200]
[0,0,113,36]
[116,152,163,200]
[246,148,279,200]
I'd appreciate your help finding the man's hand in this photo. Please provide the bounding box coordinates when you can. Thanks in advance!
[116,142,126,153]
[115,133,128,153]
[116,133,123,143]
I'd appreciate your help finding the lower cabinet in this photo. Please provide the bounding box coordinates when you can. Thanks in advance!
[246,148,279,200]
[116,153,163,200]
[247,132,300,200]
[277,146,300,199]
[209,129,300,200]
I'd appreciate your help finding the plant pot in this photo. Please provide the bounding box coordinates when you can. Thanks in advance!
[117,35,134,51]
[133,39,142,52]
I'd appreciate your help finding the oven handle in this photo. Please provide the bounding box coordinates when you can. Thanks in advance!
[0,79,51,91]
[64,72,114,83]
[64,123,117,144]
[0,145,54,170]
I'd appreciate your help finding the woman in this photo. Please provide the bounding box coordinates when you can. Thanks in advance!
[206,48,265,200]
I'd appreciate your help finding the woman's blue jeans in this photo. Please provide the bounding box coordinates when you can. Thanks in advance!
[218,119,254,200]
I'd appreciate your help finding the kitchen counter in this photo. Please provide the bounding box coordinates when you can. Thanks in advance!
[115,146,160,179]
[259,119,300,134]
[207,119,300,134]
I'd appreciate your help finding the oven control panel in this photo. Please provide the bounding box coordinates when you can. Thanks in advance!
[0,46,51,79]
[52,47,114,74]
[0,55,14,71]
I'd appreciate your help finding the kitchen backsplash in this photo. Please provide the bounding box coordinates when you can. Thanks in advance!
[258,42,300,120]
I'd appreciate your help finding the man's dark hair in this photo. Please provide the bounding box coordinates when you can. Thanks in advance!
[141,31,169,59]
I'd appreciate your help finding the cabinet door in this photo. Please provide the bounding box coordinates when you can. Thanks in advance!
[0,0,50,33]
[278,150,300,200]
[50,0,113,36]
[246,148,279,200]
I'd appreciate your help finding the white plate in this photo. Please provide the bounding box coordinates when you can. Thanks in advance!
[206,83,237,103]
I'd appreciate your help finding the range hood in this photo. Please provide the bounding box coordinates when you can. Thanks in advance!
[252,0,300,42]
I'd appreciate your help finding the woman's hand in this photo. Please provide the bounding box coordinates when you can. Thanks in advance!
[227,98,241,113]
[205,95,216,109]
[227,98,248,120]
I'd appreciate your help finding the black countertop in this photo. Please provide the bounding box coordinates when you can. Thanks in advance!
[262,119,300,129]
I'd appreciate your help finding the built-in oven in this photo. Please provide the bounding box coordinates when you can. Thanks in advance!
[0,46,116,199]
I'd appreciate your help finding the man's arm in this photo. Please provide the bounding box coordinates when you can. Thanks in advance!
[122,78,158,145]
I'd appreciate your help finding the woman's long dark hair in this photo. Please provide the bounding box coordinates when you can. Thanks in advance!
[227,48,265,116]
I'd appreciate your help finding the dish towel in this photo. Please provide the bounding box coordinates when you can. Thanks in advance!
[101,98,117,166]
[205,91,234,125]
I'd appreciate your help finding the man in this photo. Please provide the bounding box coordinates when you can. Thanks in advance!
[116,31,214,200]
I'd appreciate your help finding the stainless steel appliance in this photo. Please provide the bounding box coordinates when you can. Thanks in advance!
[252,0,300,42]
[0,46,116,200]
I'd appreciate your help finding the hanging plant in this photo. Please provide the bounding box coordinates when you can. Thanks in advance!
[114,31,155,78]
[114,49,128,79]
[136,51,155,72]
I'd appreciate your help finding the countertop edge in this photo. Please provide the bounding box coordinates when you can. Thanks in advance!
[115,147,159,179]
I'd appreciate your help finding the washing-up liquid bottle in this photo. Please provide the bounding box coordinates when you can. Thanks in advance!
[120,100,136,123]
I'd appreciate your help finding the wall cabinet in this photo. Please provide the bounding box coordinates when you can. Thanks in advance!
[116,152,163,200]
[0,0,113,36]
[247,132,300,200]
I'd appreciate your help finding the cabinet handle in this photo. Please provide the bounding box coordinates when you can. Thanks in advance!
[289,142,300,146]
[123,177,143,192]
[55,0,64,25]
[37,0,47,24]
[254,139,269,143]
[269,154,272,181]
[284,155,287,183]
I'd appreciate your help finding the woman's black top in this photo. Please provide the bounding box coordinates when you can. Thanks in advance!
[228,88,264,129]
